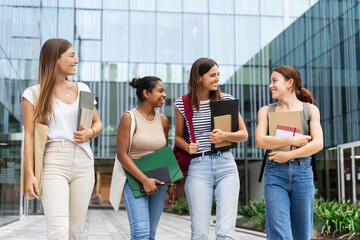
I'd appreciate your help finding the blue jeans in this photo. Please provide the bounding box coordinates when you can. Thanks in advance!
[264,156,315,240]
[185,151,240,240]
[122,181,167,240]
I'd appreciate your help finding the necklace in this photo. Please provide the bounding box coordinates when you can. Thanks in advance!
[55,83,72,97]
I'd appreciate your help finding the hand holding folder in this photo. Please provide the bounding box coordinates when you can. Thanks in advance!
[268,111,303,151]
[211,99,239,152]
[124,146,184,198]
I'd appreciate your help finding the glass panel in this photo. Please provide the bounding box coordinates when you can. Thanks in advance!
[218,65,235,85]
[12,7,40,38]
[183,0,207,13]
[260,16,283,47]
[10,38,40,60]
[156,64,183,83]
[102,11,128,61]
[41,0,57,7]
[75,0,101,9]
[0,132,22,226]
[289,0,311,17]
[74,62,101,82]
[209,15,234,65]
[344,148,353,200]
[236,15,260,65]
[236,0,259,15]
[157,13,182,63]
[260,0,284,16]
[40,8,57,42]
[74,40,101,61]
[157,0,181,12]
[355,146,360,200]
[129,12,155,62]
[58,8,75,42]
[183,14,208,64]
[59,0,74,8]
[103,0,128,10]
[130,0,155,11]
[75,10,101,39]
[129,63,155,79]
[209,0,233,14]
[102,62,128,82]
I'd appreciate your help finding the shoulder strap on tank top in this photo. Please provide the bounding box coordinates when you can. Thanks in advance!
[267,103,276,113]
[303,102,311,121]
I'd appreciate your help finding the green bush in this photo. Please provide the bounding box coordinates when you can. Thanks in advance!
[314,198,360,239]
[166,198,190,214]
[165,198,217,214]
[238,199,266,230]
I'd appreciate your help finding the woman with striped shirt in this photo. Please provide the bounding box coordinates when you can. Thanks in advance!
[174,58,248,240]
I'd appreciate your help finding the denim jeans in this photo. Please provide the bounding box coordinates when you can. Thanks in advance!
[122,181,167,240]
[264,156,315,240]
[185,151,240,240]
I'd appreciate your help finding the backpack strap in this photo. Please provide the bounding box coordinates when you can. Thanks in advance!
[303,102,311,122]
[303,102,318,181]
[182,94,196,143]
[127,110,135,155]
[258,104,274,182]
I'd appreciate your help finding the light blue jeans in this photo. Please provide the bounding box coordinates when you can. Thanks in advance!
[122,181,167,240]
[185,151,240,240]
[264,156,315,240]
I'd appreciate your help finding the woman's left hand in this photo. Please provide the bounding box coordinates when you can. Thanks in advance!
[268,151,291,163]
[73,124,93,143]
[209,129,228,144]
[165,184,175,207]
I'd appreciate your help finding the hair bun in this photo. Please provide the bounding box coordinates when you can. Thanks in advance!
[129,77,141,88]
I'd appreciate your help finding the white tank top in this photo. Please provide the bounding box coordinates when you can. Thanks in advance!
[22,82,97,160]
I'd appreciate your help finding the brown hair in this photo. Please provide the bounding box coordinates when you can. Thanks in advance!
[129,76,162,103]
[34,38,72,124]
[188,58,222,112]
[271,66,315,104]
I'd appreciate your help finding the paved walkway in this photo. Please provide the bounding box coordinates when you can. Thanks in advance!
[0,209,266,239]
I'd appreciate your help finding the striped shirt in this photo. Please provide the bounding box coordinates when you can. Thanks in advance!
[174,93,235,153]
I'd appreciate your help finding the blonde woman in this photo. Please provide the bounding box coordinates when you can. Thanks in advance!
[22,38,102,239]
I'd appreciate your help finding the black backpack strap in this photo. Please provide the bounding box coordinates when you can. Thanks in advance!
[258,104,275,183]
[258,150,270,182]
[304,102,318,181]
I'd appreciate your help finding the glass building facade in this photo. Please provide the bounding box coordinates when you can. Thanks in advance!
[0,0,316,226]
[226,0,360,203]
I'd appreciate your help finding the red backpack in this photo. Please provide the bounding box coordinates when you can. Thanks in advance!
[173,94,196,175]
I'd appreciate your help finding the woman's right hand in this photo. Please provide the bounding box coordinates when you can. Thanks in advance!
[188,141,200,154]
[142,178,164,195]
[291,134,312,147]
[26,174,40,199]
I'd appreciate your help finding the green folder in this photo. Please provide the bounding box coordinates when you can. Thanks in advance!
[124,146,184,199]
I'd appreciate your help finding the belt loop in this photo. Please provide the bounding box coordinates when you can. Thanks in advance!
[201,152,205,158]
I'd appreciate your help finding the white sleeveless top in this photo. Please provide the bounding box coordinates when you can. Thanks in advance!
[22,82,97,160]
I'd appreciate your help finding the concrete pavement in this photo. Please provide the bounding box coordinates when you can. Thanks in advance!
[0,209,266,239]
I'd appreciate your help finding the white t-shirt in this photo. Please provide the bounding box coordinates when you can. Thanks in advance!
[22,82,97,160]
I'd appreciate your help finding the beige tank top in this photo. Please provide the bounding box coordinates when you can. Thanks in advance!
[129,108,167,159]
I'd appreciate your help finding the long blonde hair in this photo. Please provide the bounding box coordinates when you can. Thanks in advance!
[33,38,72,124]
[188,58,222,112]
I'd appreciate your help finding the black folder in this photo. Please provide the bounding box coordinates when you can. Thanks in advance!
[211,99,239,152]
[139,166,171,193]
